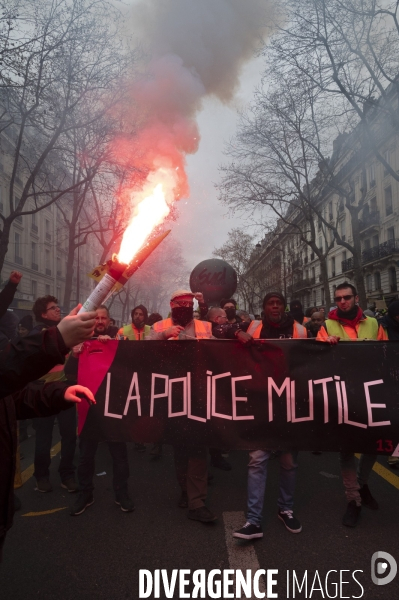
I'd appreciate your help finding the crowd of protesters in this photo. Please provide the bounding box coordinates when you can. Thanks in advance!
[1,271,399,558]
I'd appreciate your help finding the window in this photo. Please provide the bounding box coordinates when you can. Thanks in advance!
[331,257,336,277]
[374,272,381,290]
[369,163,376,186]
[45,249,51,275]
[31,242,38,270]
[56,286,61,301]
[318,236,323,252]
[311,267,315,281]
[366,274,372,292]
[342,251,347,262]
[363,204,369,218]
[31,280,37,298]
[57,256,61,277]
[45,219,51,241]
[385,186,393,216]
[387,227,395,241]
[372,234,379,247]
[14,233,22,264]
[45,284,50,296]
[370,197,377,213]
[364,239,371,250]
[321,288,325,304]
[389,267,397,292]
[340,216,346,241]
[384,150,390,175]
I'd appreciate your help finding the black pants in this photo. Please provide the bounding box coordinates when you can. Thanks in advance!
[33,407,76,482]
[173,445,208,510]
[77,439,130,494]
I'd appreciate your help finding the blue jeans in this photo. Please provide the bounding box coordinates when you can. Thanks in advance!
[33,407,76,482]
[247,450,298,526]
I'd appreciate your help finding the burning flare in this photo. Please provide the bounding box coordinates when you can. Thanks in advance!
[118,182,171,264]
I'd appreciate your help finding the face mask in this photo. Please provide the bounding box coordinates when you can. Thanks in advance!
[172,307,193,327]
[225,307,236,320]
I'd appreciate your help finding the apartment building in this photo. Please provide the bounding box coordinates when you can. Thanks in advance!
[242,113,399,313]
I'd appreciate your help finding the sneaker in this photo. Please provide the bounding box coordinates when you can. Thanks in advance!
[277,509,302,533]
[359,484,379,510]
[233,522,263,540]
[178,491,188,508]
[342,500,361,527]
[115,490,135,512]
[70,492,94,516]
[188,506,217,523]
[211,456,232,471]
[35,479,52,493]
[61,478,78,493]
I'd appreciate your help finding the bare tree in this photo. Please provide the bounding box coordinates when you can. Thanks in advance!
[0,0,136,275]
[212,228,262,311]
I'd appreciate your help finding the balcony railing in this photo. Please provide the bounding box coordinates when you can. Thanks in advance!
[362,239,399,264]
[292,258,302,270]
[293,278,312,291]
[359,211,379,232]
[342,257,354,272]
[342,240,399,272]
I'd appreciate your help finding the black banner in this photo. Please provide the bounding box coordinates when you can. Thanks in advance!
[77,339,399,454]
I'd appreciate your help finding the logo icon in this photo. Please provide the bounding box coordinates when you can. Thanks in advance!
[371,552,397,586]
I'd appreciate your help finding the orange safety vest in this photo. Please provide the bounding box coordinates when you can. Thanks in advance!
[153,318,212,339]
[247,320,307,339]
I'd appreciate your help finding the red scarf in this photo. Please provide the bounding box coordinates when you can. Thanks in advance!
[328,306,364,329]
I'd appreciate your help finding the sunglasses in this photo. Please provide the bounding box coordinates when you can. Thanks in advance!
[334,295,354,303]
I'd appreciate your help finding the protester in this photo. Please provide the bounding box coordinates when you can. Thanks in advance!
[247,293,308,339]
[305,311,325,338]
[220,298,242,324]
[289,300,309,325]
[317,282,387,527]
[236,309,252,323]
[17,315,33,337]
[0,311,18,350]
[233,291,303,541]
[148,289,216,523]
[207,307,252,344]
[93,305,118,339]
[31,296,79,493]
[147,312,163,326]
[0,271,22,320]
[193,310,200,320]
[118,305,151,340]
[107,317,119,339]
[70,306,134,516]
[305,306,318,318]
[0,380,95,561]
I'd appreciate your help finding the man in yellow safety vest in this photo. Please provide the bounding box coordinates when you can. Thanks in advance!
[117,305,151,341]
[317,281,387,527]
[147,289,215,524]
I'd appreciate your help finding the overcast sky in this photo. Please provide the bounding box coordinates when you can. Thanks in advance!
[175,56,266,269]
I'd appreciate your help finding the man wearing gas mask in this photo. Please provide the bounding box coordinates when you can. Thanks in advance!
[147,290,216,523]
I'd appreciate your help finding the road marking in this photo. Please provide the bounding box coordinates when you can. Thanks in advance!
[223,511,266,599]
[355,453,399,490]
[22,507,67,517]
[20,441,61,485]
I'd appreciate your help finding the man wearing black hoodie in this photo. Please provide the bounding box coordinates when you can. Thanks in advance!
[31,295,78,494]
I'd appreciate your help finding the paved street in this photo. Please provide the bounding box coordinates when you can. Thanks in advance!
[1,425,399,599]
